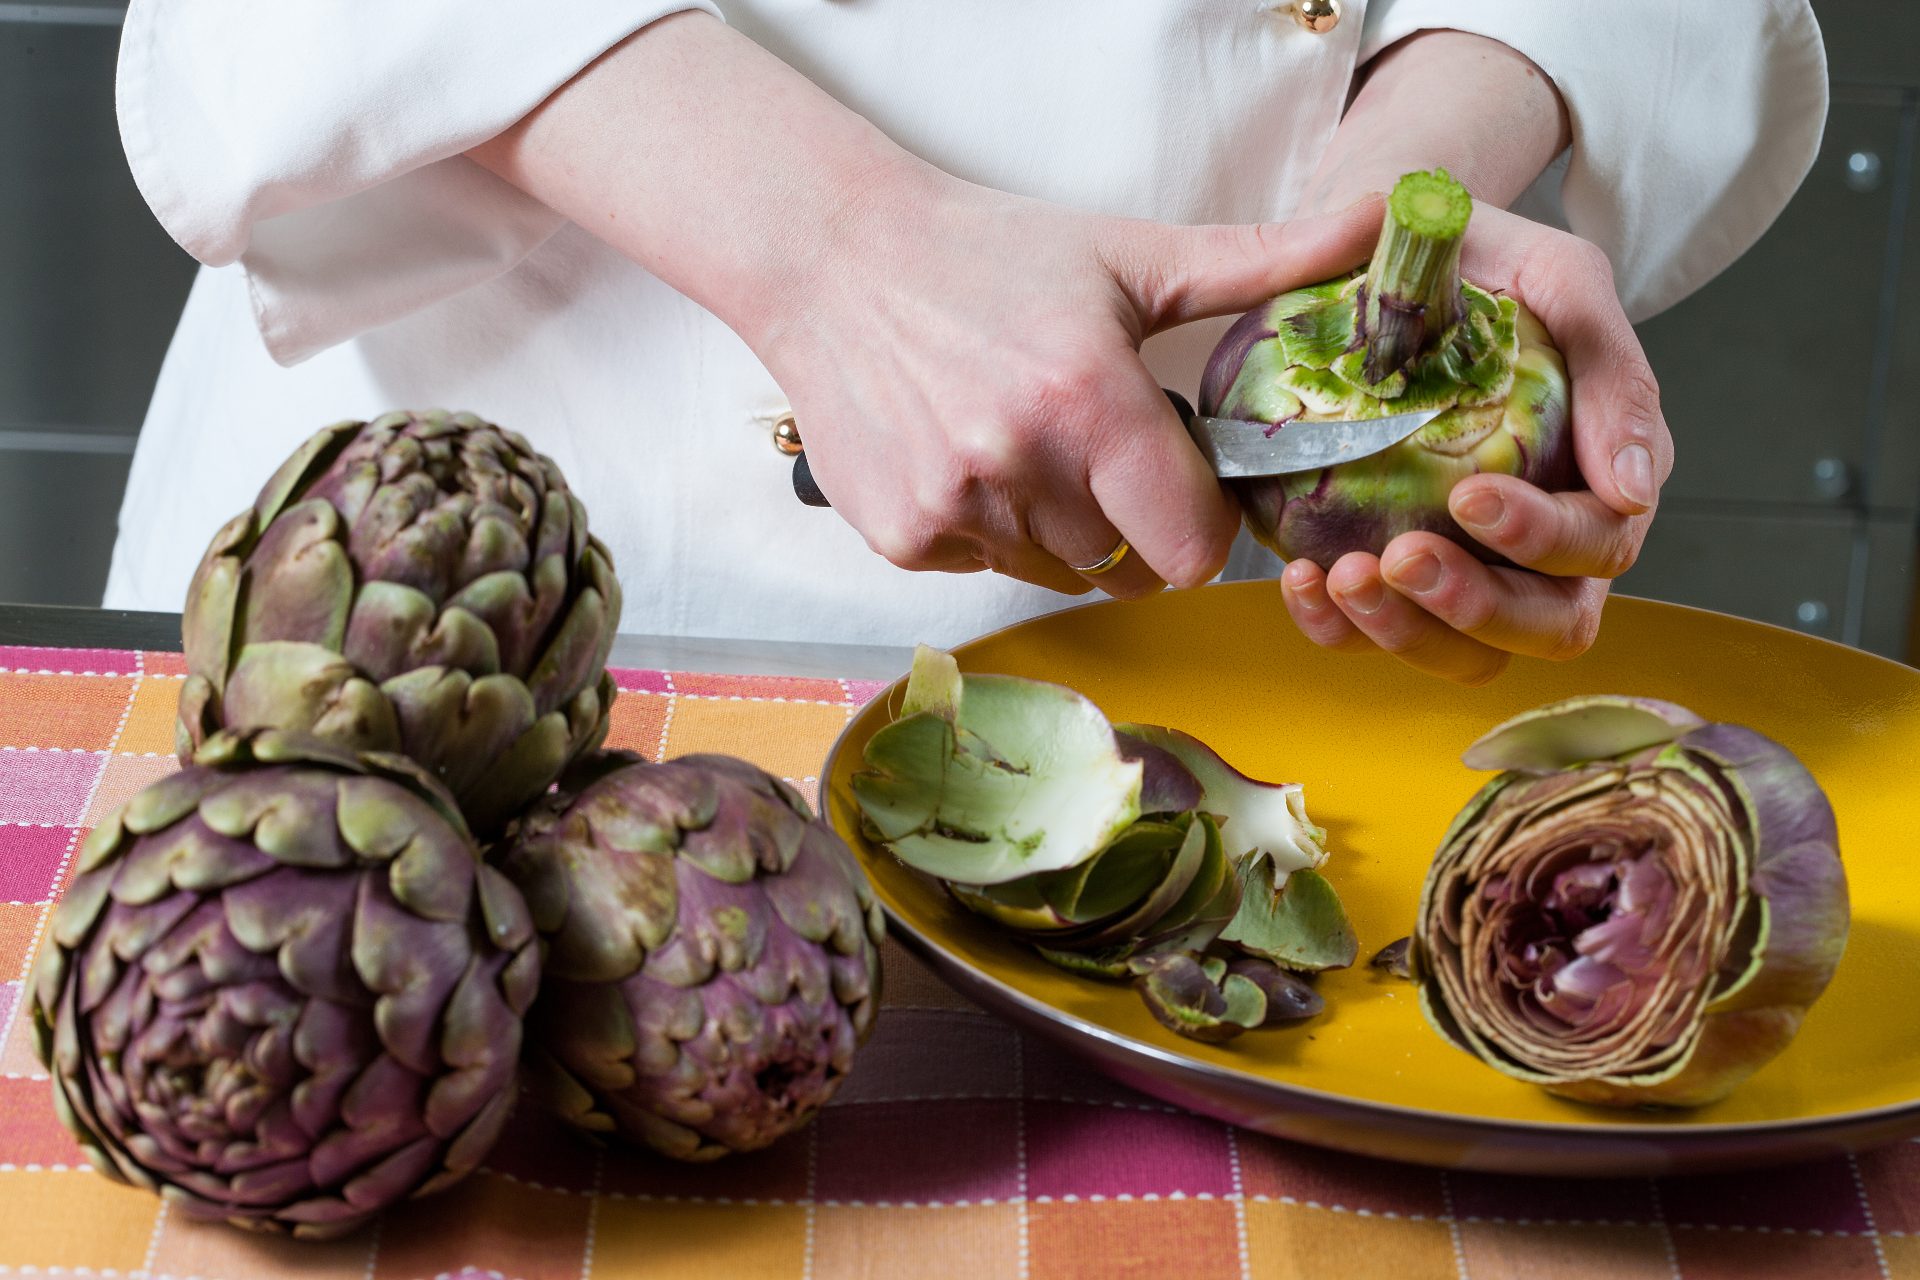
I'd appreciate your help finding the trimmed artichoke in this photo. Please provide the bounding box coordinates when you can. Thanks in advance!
[497,752,885,1160]
[854,648,1349,1041]
[1414,696,1848,1108]
[30,729,538,1238]
[1199,168,1575,565]
[179,409,621,836]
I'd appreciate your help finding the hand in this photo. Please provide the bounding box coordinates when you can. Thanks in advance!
[1280,204,1674,684]
[750,171,1384,598]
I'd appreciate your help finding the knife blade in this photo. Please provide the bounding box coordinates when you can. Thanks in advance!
[1184,406,1442,479]
[790,388,1438,506]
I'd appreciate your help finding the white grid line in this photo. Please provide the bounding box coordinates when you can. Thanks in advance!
[1848,1151,1893,1280]
[1225,1126,1252,1280]
[359,1215,384,1280]
[578,1143,607,1280]
[800,1114,819,1280]
[614,688,863,709]
[1013,1036,1030,1280]
[1440,1172,1469,1280]
[136,1201,168,1279]
[651,673,677,764]
[1646,1177,1682,1280]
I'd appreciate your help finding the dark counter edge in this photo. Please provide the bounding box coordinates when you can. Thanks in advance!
[0,603,180,650]
[0,604,917,681]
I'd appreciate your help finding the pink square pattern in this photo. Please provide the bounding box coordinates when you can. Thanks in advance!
[0,648,141,676]
[812,1099,1022,1204]
[0,753,103,826]
[1657,1156,1871,1232]
[1024,1102,1237,1200]
[0,825,74,903]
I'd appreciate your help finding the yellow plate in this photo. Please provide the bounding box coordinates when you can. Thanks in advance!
[821,584,1920,1174]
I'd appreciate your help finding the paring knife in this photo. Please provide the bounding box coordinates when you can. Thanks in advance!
[789,388,1439,507]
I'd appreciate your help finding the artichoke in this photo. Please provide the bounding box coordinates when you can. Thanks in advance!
[179,409,621,836]
[853,647,1349,1041]
[1413,696,1848,1107]
[30,729,539,1238]
[497,751,885,1160]
[1198,168,1575,565]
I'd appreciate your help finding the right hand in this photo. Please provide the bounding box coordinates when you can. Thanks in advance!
[745,169,1385,597]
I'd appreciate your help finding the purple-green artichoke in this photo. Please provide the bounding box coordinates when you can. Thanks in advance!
[179,409,621,836]
[497,752,885,1160]
[1199,168,1575,566]
[1414,696,1848,1108]
[30,729,539,1237]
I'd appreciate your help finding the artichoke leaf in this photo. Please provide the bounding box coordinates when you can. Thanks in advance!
[1114,723,1326,876]
[1461,695,1707,775]
[853,665,1142,886]
[1219,863,1358,972]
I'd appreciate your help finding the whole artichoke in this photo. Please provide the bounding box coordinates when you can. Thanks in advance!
[497,752,885,1160]
[30,729,539,1237]
[1413,696,1848,1108]
[179,409,621,835]
[1199,169,1574,566]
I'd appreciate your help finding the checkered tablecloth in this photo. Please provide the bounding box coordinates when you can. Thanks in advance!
[0,644,1913,1280]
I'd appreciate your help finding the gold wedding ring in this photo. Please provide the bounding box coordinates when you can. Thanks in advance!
[1072,539,1132,576]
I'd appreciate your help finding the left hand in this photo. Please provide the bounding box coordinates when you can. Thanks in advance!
[1279,204,1674,685]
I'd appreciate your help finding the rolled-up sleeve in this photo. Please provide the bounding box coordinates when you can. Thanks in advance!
[116,1,723,364]
[1359,1,1828,321]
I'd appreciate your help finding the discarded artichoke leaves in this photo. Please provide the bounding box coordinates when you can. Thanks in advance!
[1413,694,1848,1108]
[853,646,1357,1043]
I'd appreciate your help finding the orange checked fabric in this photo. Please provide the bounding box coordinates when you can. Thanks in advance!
[0,646,1913,1280]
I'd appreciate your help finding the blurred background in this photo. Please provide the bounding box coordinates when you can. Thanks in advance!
[2,1,1916,660]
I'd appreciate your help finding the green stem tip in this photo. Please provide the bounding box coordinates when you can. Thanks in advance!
[1361,168,1473,385]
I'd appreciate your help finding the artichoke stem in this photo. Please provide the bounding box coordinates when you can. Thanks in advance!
[1360,168,1471,385]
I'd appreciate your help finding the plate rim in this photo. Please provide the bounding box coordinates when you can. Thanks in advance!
[819,585,1920,1152]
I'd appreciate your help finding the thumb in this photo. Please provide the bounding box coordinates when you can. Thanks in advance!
[1108,194,1385,333]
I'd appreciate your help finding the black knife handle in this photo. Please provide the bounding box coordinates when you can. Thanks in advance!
[790,387,1195,508]
[792,450,830,507]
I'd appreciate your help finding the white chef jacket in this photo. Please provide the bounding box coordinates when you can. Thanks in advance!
[104,1,1828,649]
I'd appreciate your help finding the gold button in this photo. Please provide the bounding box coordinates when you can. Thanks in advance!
[772,412,804,456]
[1284,0,1341,33]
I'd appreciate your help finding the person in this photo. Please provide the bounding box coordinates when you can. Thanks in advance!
[103,3,1826,685]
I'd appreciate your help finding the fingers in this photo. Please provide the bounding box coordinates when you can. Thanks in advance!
[1280,560,1372,653]
[1468,211,1674,519]
[1080,366,1240,591]
[1108,195,1386,332]
[1446,474,1650,580]
[1379,533,1610,661]
[1322,553,1512,686]
[1024,501,1166,598]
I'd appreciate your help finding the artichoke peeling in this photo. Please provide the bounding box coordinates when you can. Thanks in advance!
[497,752,885,1160]
[1413,696,1848,1107]
[1199,168,1575,565]
[179,409,621,836]
[31,729,539,1238]
[853,647,1353,1042]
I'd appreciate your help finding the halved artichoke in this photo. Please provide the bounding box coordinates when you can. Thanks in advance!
[1414,696,1848,1107]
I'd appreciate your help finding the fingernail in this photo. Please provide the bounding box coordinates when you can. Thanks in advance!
[1612,443,1655,509]
[1334,575,1386,615]
[1454,490,1505,531]
[1387,551,1443,594]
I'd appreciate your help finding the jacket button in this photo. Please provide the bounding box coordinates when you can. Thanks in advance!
[1280,0,1341,33]
[772,412,804,456]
